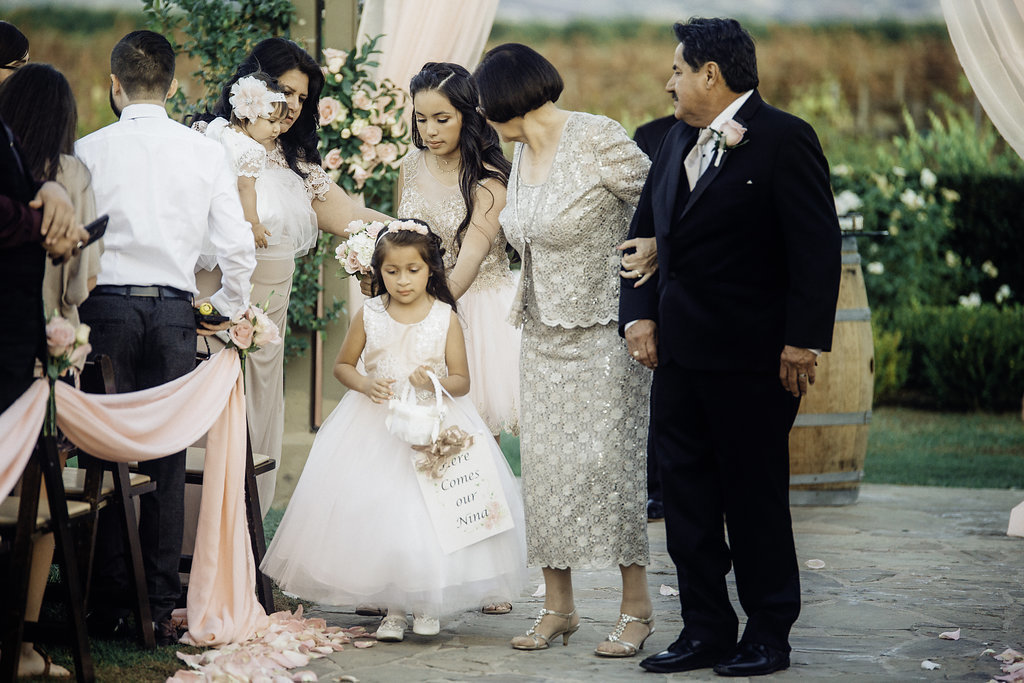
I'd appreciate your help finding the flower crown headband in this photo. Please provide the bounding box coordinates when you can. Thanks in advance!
[229,75,287,124]
[375,219,430,242]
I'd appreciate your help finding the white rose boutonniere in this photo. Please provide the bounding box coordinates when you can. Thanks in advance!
[712,119,749,167]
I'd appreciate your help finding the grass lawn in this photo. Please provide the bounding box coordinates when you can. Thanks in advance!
[865,407,1024,488]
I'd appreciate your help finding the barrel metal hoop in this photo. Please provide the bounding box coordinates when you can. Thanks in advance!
[834,307,872,322]
[790,470,864,485]
[793,410,872,427]
[841,253,862,265]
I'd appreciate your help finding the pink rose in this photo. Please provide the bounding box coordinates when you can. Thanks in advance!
[375,142,398,165]
[323,48,348,74]
[359,141,377,163]
[365,221,386,239]
[351,164,370,189]
[68,343,91,374]
[357,124,383,146]
[719,119,747,147]
[46,316,76,357]
[323,148,343,170]
[345,249,363,274]
[351,90,373,111]
[318,97,342,126]
[229,318,255,350]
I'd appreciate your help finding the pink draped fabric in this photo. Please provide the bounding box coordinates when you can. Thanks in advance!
[0,350,267,645]
[0,381,48,502]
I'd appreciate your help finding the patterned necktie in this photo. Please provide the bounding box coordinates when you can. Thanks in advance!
[683,128,715,191]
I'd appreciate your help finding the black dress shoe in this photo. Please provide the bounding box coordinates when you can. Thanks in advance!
[87,609,132,640]
[154,619,182,647]
[646,498,665,521]
[713,642,790,677]
[639,637,728,673]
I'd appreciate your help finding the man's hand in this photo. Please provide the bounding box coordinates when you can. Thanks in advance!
[197,320,231,337]
[625,319,658,369]
[30,181,77,246]
[618,236,658,287]
[779,345,817,397]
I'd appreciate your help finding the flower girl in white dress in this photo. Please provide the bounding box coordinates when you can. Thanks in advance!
[261,220,527,641]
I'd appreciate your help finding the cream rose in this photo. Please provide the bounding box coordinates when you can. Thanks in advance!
[351,90,373,111]
[229,319,255,350]
[323,148,344,170]
[357,124,383,146]
[46,317,76,357]
[318,97,342,126]
[375,142,398,165]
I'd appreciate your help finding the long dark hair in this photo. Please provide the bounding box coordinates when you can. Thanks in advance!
[410,62,510,252]
[191,37,325,178]
[369,220,458,313]
[0,63,78,182]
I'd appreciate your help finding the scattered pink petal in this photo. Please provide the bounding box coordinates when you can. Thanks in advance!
[291,671,318,682]
[532,583,546,597]
[659,584,680,596]
[171,607,189,629]
[997,649,1024,664]
[983,649,997,656]
[921,660,941,670]
[805,559,826,569]
[997,671,1024,682]
[939,628,961,640]
[353,640,375,648]
[339,676,360,683]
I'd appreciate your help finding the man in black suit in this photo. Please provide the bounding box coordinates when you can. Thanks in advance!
[620,18,840,677]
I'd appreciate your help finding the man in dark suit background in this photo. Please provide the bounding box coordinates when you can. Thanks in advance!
[620,18,840,677]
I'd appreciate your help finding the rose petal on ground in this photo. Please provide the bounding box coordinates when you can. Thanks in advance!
[291,671,317,682]
[338,676,360,683]
[805,559,827,569]
[983,649,997,656]
[353,640,375,648]
[532,583,546,597]
[659,584,680,596]
[997,649,1024,663]
[921,660,941,670]
[939,629,961,640]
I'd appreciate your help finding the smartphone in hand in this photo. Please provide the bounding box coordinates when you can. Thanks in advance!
[51,214,108,265]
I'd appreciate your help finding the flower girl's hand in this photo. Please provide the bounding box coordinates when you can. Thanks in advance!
[409,366,435,391]
[359,276,373,297]
[251,222,271,249]
[363,377,395,403]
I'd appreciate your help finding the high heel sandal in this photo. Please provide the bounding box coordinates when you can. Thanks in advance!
[510,607,580,650]
[594,613,655,658]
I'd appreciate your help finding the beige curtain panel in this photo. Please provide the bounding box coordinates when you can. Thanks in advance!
[941,0,1024,160]
[356,0,500,88]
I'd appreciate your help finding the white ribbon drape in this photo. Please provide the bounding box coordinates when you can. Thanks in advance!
[941,0,1024,160]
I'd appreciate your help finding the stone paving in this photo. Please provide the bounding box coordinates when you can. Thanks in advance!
[292,484,1024,682]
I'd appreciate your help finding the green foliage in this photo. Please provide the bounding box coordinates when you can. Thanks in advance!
[142,0,294,117]
[872,327,909,404]
[830,98,1024,310]
[878,305,1024,411]
[5,7,143,34]
[286,37,408,360]
[285,235,347,359]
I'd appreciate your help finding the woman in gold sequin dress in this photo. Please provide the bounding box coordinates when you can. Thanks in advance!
[475,44,655,658]
[397,62,520,439]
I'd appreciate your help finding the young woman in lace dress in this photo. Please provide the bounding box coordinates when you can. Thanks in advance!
[397,62,520,440]
[475,43,655,658]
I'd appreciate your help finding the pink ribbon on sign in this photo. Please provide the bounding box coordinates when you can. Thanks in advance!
[0,350,268,645]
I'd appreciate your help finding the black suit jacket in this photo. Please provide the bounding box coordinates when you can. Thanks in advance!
[633,114,678,160]
[620,91,841,373]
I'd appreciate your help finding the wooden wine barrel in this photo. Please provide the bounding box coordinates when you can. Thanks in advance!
[788,236,874,505]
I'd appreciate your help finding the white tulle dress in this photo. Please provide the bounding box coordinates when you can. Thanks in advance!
[398,148,521,435]
[260,297,527,615]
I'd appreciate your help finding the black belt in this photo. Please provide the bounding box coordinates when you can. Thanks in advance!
[92,285,193,302]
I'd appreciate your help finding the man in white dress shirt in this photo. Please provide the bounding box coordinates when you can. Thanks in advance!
[76,30,255,645]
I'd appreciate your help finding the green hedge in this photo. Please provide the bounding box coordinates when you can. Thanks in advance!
[874,305,1024,410]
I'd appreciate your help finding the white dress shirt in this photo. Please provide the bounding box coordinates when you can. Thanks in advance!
[694,89,754,178]
[76,103,255,317]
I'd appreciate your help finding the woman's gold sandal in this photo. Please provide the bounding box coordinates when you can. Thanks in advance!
[511,607,579,650]
[594,613,654,657]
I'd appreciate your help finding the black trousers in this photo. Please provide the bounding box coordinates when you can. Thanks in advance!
[653,362,801,653]
[78,290,196,623]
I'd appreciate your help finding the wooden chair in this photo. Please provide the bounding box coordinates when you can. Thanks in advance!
[67,355,157,648]
[0,434,95,682]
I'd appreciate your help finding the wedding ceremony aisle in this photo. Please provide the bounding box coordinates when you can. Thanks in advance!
[255,483,1024,682]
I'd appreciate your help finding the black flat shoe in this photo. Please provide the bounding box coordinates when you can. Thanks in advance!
[646,498,665,521]
[639,637,728,673]
[713,641,790,677]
